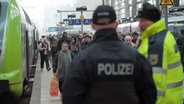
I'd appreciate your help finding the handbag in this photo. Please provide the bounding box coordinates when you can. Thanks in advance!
[49,75,59,96]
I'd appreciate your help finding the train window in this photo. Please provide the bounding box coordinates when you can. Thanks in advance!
[168,24,184,40]
[48,27,65,34]
[169,6,184,13]
[0,3,1,14]
[0,1,8,57]
[0,2,2,56]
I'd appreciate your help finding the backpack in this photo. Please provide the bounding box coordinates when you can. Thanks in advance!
[51,40,58,48]
[50,38,58,52]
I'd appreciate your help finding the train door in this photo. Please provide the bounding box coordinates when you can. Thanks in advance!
[33,29,38,62]
[25,30,30,80]
[33,30,36,61]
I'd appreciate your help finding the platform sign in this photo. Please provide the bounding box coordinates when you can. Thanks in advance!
[74,19,81,25]
[68,19,92,25]
[68,19,75,25]
[160,0,174,6]
[83,19,92,25]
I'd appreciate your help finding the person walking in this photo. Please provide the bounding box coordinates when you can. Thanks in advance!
[38,39,45,70]
[81,35,92,50]
[57,32,71,51]
[69,36,80,58]
[62,5,156,104]
[43,38,51,71]
[38,36,51,71]
[50,35,58,68]
[137,2,183,104]
[55,42,72,93]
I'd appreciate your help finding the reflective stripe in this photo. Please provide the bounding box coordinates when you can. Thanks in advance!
[157,90,165,97]
[167,80,183,89]
[152,67,166,74]
[168,60,182,69]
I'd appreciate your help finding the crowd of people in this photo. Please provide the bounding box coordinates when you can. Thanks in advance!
[38,32,93,68]
[38,2,184,104]
[38,29,140,72]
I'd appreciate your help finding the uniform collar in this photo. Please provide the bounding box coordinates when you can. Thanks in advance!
[141,19,166,40]
[93,28,119,42]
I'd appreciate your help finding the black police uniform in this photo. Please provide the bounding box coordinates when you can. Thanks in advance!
[62,29,157,104]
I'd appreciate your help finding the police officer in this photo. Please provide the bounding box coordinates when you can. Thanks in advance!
[137,3,184,104]
[62,5,156,104]
[178,29,184,67]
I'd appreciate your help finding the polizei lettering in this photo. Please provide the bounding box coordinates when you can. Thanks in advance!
[98,63,134,75]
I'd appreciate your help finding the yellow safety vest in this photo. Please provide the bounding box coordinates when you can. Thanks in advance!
[138,19,183,104]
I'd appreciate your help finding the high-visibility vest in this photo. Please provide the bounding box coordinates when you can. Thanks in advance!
[138,20,183,104]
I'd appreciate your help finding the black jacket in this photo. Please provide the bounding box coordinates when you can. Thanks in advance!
[62,29,157,104]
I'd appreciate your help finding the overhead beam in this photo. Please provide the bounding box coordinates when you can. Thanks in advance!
[57,10,94,13]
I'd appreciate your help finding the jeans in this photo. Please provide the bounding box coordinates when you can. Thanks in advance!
[44,54,50,70]
[40,52,50,70]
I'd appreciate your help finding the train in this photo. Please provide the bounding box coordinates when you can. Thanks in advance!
[0,0,39,98]
[47,26,65,35]
[167,13,184,37]
[117,21,140,35]
[117,13,184,37]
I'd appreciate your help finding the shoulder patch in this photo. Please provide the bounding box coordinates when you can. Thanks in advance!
[149,54,158,65]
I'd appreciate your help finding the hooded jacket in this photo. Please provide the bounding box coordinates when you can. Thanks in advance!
[138,19,183,104]
[56,50,72,81]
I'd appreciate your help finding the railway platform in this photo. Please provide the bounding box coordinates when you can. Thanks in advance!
[30,59,62,104]
[29,59,184,104]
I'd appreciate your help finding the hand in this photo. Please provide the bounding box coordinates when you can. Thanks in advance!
[53,73,56,76]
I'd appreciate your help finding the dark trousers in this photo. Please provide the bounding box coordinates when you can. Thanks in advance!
[40,51,44,69]
[51,51,57,68]
[40,51,50,69]
[44,54,50,69]
[59,80,64,93]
